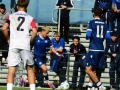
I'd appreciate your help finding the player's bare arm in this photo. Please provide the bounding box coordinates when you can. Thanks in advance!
[30,28,37,45]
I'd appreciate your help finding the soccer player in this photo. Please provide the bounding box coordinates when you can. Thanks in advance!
[2,0,37,90]
[70,36,86,90]
[105,31,120,90]
[85,7,110,90]
[50,31,68,87]
[33,27,61,89]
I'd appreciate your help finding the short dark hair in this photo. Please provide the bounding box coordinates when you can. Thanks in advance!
[17,0,29,8]
[111,31,118,37]
[94,7,103,17]
[0,4,5,9]
[72,36,80,41]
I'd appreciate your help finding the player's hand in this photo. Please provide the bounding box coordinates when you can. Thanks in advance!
[73,49,78,54]
[56,52,64,57]
[112,54,117,57]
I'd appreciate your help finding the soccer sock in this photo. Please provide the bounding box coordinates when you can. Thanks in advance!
[43,73,49,80]
[7,83,13,90]
[30,84,35,90]
[95,81,102,87]
[88,83,93,88]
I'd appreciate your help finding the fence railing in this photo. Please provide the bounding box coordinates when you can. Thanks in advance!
[52,8,92,32]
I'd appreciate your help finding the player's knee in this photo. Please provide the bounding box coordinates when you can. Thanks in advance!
[85,67,90,74]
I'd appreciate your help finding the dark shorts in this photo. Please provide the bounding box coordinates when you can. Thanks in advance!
[34,56,46,68]
[86,51,104,67]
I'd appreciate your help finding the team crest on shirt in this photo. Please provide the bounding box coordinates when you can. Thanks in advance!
[45,40,48,43]
[90,55,93,58]
[39,62,42,65]
[38,40,40,42]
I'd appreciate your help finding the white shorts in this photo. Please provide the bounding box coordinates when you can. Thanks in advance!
[8,49,34,67]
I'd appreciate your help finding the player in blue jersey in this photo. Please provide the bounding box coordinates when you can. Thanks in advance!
[85,7,110,90]
[50,31,68,88]
[33,26,62,89]
[112,0,120,36]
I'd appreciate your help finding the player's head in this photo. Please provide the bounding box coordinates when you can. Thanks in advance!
[0,4,6,14]
[93,7,103,18]
[111,31,118,42]
[72,36,80,46]
[38,26,50,38]
[54,31,61,42]
[17,0,29,11]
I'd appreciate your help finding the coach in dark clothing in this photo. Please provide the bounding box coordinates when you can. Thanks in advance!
[56,0,74,44]
[70,36,86,90]
[105,31,120,90]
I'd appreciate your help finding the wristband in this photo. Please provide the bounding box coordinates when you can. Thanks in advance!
[56,53,59,55]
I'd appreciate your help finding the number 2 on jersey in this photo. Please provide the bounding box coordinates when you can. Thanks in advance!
[96,25,103,38]
[17,17,25,31]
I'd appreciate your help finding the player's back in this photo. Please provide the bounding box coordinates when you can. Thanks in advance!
[87,18,107,51]
[8,11,34,51]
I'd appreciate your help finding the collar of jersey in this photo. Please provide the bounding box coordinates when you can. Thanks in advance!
[39,34,44,40]
[94,18,100,19]
[17,11,26,13]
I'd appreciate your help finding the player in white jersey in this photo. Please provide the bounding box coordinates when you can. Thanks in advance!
[2,0,37,90]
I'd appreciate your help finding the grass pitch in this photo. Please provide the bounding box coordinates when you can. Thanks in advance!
[0,86,61,90]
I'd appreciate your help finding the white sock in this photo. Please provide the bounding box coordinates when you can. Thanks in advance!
[7,83,13,90]
[96,81,102,87]
[30,84,35,90]
[88,83,93,87]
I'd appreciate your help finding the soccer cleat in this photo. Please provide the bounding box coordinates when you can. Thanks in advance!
[91,87,98,90]
[87,87,91,90]
[98,85,106,90]
[48,83,55,89]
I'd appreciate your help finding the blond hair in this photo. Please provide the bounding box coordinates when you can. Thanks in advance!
[54,31,60,36]
[41,26,50,31]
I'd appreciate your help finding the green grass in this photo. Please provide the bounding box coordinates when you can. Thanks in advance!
[0,86,60,90]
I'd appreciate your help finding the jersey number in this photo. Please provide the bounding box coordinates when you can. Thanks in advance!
[17,17,25,31]
[96,25,103,38]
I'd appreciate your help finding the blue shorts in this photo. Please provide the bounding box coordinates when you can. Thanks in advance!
[86,51,104,67]
[34,56,46,68]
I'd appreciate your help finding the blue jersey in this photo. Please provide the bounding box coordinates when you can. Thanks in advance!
[86,18,110,51]
[34,35,52,57]
[51,37,66,53]
[112,0,120,9]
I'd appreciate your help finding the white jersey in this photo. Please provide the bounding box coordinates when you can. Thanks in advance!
[6,11,36,51]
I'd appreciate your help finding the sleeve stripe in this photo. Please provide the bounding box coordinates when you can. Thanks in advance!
[87,29,92,31]
[30,19,36,28]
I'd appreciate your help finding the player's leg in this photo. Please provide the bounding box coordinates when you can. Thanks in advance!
[7,49,21,90]
[26,65,35,90]
[20,50,35,90]
[85,51,106,90]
